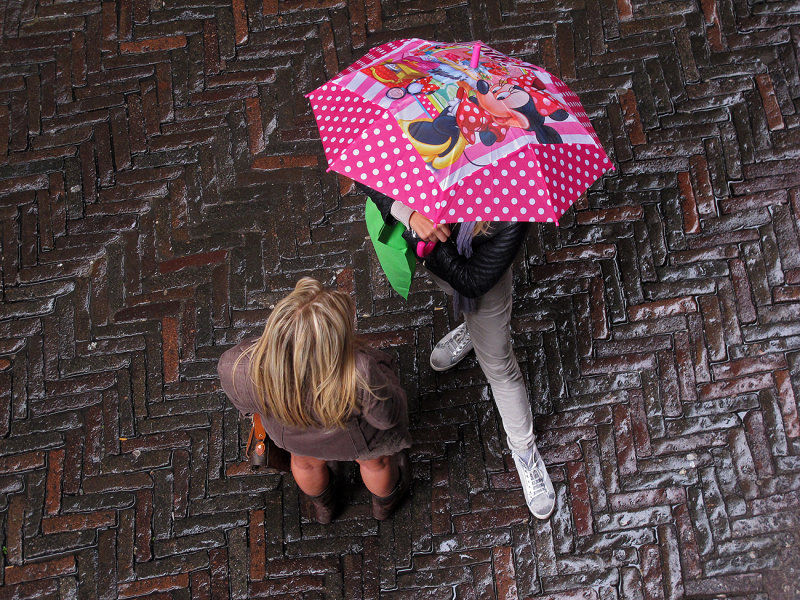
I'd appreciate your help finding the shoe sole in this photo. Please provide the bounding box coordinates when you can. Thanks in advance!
[530,505,555,520]
[429,361,457,372]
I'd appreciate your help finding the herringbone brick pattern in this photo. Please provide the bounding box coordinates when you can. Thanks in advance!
[1,0,799,598]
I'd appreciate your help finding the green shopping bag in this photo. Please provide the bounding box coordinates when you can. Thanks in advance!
[364,198,415,299]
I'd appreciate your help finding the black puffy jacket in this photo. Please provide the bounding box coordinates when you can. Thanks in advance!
[356,182,529,299]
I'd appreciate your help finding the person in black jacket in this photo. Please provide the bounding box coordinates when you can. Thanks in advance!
[356,181,555,520]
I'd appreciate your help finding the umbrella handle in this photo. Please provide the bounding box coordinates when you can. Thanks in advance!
[416,241,437,258]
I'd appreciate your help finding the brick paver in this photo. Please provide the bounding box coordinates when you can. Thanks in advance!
[1,1,800,598]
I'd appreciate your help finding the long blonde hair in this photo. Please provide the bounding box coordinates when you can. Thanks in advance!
[239,277,369,429]
[472,222,490,236]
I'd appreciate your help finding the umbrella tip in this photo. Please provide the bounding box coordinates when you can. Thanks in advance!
[469,42,481,69]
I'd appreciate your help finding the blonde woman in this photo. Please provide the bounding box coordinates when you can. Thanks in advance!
[217,278,411,523]
[357,181,555,521]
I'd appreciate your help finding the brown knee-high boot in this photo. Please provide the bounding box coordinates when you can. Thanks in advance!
[371,450,410,520]
[306,468,337,524]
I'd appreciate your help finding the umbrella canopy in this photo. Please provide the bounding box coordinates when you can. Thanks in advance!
[307,38,613,225]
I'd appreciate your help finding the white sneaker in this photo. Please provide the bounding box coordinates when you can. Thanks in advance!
[430,323,473,371]
[510,440,555,520]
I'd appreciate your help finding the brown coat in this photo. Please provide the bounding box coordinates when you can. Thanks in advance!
[217,338,412,461]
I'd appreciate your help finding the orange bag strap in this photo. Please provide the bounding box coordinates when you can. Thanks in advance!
[246,412,291,473]
[252,413,266,441]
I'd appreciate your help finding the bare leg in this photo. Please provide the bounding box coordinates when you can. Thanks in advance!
[291,454,329,496]
[356,456,398,497]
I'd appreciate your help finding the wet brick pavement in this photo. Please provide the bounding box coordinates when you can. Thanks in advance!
[1,1,800,598]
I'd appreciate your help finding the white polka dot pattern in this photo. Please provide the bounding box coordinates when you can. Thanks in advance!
[308,85,442,219]
[307,38,615,225]
[308,82,388,167]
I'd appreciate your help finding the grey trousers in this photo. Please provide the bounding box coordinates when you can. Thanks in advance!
[428,268,536,454]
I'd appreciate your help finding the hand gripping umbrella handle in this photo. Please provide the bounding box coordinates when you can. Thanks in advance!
[416,241,437,258]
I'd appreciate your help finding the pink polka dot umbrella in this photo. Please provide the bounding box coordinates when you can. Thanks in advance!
[306,38,614,225]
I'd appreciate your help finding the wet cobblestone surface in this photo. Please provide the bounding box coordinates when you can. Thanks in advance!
[1,1,800,598]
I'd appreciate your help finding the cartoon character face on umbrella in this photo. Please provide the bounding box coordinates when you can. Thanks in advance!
[402,75,572,170]
[307,38,613,226]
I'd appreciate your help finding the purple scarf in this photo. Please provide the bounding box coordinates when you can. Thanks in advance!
[452,222,477,318]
